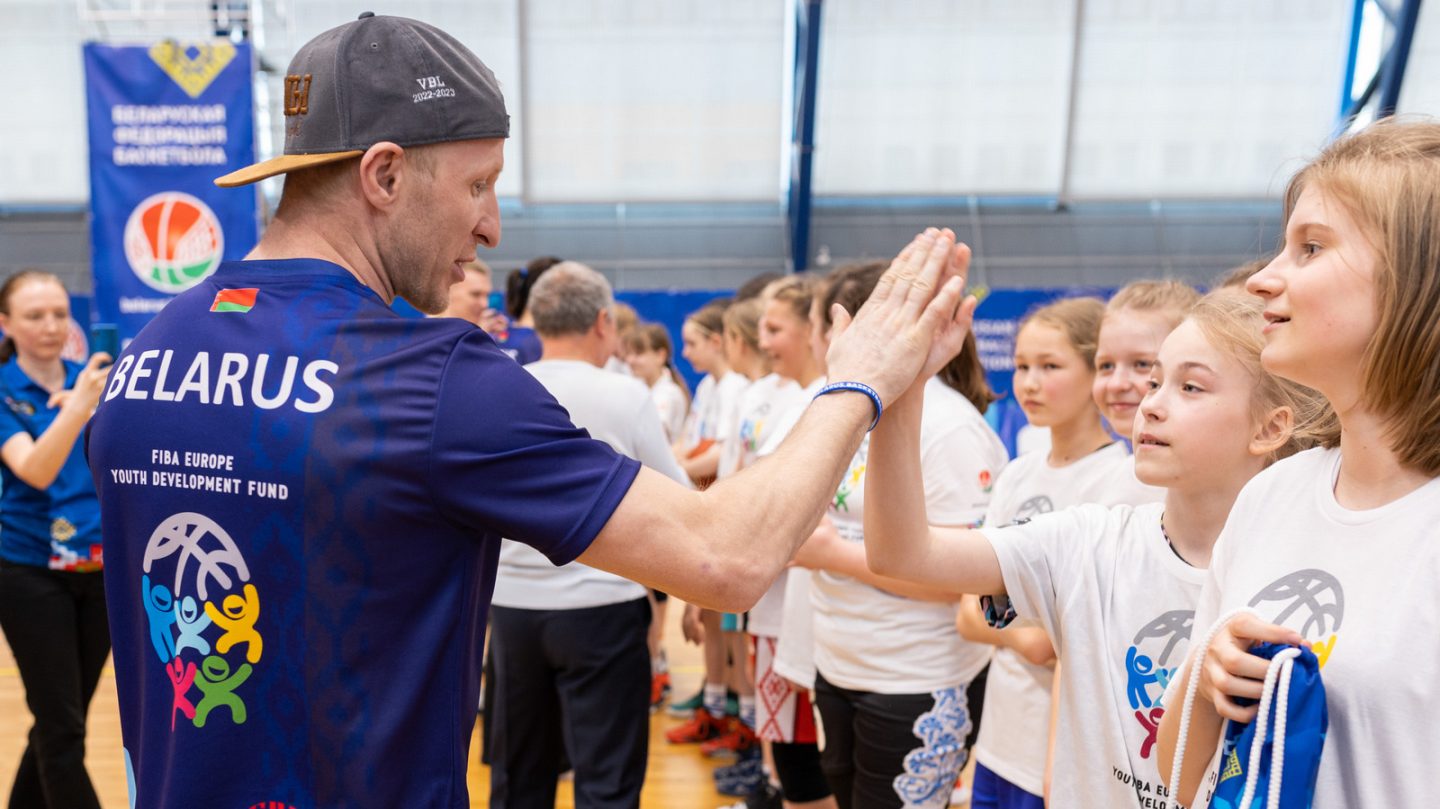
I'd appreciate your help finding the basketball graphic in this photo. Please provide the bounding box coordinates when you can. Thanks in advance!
[123,192,224,293]
[1015,494,1054,521]
[1123,609,1196,760]
[141,512,263,732]
[1125,609,1195,710]
[1131,609,1194,671]
[1248,568,1344,639]
[143,512,250,601]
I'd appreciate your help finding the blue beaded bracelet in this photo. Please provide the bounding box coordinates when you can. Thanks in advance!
[813,381,883,431]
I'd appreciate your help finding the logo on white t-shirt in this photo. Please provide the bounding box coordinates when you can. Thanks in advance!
[1015,494,1054,521]
[1248,568,1344,668]
[1123,609,1195,760]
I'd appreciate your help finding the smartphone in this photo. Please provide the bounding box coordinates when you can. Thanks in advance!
[90,323,119,364]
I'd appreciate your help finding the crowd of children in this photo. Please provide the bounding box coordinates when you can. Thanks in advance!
[594,121,1440,809]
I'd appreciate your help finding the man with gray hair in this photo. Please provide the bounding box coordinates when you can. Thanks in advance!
[87,13,977,807]
[487,260,687,807]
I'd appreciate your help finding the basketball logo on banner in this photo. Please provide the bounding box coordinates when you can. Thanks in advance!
[85,41,256,343]
[123,192,224,294]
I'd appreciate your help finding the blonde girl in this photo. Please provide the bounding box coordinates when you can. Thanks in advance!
[858,290,1321,808]
[667,300,731,726]
[790,261,1007,809]
[748,274,839,809]
[1160,120,1440,808]
[1094,280,1201,442]
[951,296,1159,809]
[624,323,690,443]
[674,301,732,485]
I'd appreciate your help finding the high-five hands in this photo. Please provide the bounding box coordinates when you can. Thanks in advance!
[824,228,978,408]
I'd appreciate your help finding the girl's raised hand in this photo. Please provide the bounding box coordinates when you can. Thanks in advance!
[1198,612,1304,723]
[916,242,979,383]
[824,228,971,407]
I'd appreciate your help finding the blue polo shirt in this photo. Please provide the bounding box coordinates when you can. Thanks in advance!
[0,357,103,570]
[87,258,641,809]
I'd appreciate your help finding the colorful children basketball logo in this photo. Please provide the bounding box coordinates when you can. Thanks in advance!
[1123,608,1195,759]
[140,512,262,732]
[123,192,224,294]
[1248,568,1344,668]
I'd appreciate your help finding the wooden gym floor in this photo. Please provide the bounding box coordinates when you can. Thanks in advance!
[0,600,734,808]
[1,600,975,807]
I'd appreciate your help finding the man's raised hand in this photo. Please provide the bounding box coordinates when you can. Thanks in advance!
[824,228,975,407]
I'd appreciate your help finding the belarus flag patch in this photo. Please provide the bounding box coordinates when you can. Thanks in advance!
[211,288,258,313]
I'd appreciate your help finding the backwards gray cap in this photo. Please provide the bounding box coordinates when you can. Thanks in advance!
[216,12,509,187]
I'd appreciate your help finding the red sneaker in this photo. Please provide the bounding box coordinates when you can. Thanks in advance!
[665,708,724,744]
[650,671,672,712]
[700,718,758,759]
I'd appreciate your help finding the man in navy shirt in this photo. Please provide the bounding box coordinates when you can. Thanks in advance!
[87,14,976,809]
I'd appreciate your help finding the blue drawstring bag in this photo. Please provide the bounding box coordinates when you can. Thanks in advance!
[1208,642,1327,809]
[1170,611,1328,809]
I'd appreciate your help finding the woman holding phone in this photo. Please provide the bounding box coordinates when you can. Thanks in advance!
[0,270,114,808]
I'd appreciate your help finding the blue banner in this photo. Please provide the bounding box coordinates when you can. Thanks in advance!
[619,286,1120,457]
[84,41,258,343]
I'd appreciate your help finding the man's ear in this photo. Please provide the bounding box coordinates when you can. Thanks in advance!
[358,142,408,210]
[1249,405,1294,460]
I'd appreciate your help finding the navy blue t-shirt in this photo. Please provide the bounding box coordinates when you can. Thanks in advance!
[87,258,640,808]
[493,324,542,364]
[0,357,103,569]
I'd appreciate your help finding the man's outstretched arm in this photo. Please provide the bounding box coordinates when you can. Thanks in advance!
[577,228,976,611]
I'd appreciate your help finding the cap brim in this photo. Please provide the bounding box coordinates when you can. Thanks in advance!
[214,150,365,188]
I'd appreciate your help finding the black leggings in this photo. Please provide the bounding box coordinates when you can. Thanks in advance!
[771,741,832,802]
[814,670,981,809]
[0,561,110,809]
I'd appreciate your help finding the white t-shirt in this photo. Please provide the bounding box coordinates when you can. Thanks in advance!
[603,355,632,376]
[772,567,818,688]
[725,375,807,635]
[974,441,1163,794]
[712,371,749,448]
[755,376,822,459]
[987,502,1204,809]
[719,373,803,481]
[813,377,1007,693]
[757,377,825,685]
[492,359,690,610]
[683,374,718,448]
[648,373,689,445]
[1169,447,1440,809]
